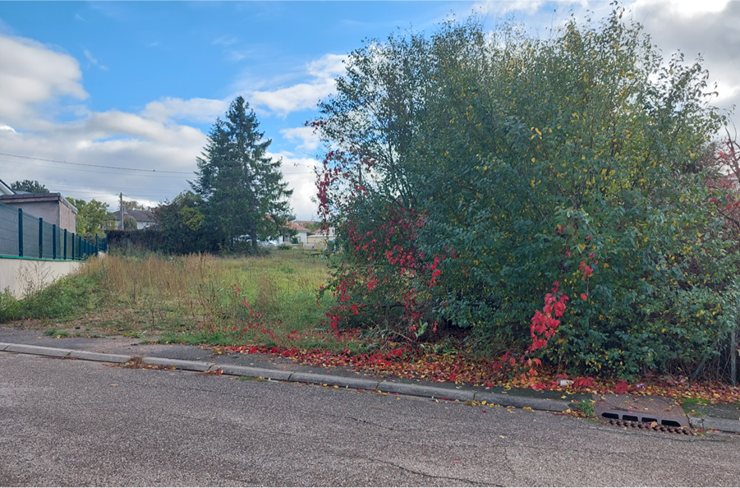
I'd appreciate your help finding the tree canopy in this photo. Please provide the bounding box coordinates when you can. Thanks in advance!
[11,180,48,193]
[66,198,112,237]
[313,8,738,379]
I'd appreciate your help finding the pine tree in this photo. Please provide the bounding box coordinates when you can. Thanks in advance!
[192,96,293,250]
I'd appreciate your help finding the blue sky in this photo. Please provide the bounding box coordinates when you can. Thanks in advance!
[0,1,738,220]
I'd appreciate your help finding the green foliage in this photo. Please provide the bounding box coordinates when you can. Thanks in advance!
[153,191,220,254]
[123,216,138,230]
[314,9,739,378]
[121,200,146,211]
[192,96,294,251]
[10,179,48,193]
[0,275,100,323]
[67,197,113,238]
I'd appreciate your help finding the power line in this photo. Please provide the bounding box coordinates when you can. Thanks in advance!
[53,183,181,193]
[0,151,194,175]
[0,158,191,179]
[1,156,314,177]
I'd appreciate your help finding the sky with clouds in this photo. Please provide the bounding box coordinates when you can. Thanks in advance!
[0,1,737,221]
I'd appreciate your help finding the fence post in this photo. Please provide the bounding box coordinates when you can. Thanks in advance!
[18,209,23,257]
[63,229,68,259]
[38,218,43,259]
[95,234,99,255]
[52,224,57,259]
[71,233,75,260]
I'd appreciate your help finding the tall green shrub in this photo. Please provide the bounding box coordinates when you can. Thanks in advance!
[315,9,739,378]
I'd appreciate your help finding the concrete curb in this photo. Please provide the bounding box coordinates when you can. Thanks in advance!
[213,364,293,381]
[1,342,732,424]
[5,344,74,358]
[142,357,214,372]
[69,351,131,363]
[378,381,475,402]
[688,415,740,434]
[291,372,380,390]
[475,392,570,412]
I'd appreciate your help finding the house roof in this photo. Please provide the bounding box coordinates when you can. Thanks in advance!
[0,179,14,196]
[287,222,310,232]
[110,209,155,222]
[0,192,78,214]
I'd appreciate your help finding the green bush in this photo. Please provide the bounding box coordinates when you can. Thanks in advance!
[314,9,739,378]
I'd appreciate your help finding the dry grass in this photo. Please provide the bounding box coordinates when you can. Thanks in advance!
[30,250,335,347]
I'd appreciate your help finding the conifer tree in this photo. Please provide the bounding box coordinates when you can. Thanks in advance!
[192,96,293,250]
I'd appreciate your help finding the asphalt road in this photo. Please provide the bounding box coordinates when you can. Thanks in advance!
[1,353,738,486]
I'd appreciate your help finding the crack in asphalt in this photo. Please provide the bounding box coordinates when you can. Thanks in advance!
[347,455,495,486]
[341,415,397,431]
[501,447,526,486]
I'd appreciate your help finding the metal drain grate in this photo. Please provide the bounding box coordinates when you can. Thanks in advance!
[599,410,684,427]
[594,394,689,429]
[603,417,695,435]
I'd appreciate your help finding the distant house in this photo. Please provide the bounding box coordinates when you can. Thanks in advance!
[260,221,312,246]
[111,209,156,230]
[306,227,336,250]
[0,189,77,234]
[288,222,311,244]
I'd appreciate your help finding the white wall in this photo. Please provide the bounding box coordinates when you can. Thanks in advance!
[0,257,81,298]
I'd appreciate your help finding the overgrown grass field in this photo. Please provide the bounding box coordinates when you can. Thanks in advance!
[0,250,351,351]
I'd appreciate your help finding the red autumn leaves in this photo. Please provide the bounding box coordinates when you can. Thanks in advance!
[528,281,568,353]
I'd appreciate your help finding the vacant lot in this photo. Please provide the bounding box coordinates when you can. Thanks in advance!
[0,250,354,351]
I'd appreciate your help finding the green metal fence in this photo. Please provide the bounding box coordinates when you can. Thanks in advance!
[0,201,106,260]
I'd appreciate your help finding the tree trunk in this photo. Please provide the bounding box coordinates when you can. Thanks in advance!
[251,223,258,250]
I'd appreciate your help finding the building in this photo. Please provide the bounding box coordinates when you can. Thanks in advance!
[111,209,157,230]
[261,221,311,246]
[0,191,77,233]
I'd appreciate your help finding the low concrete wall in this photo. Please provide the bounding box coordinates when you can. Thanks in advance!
[0,257,82,298]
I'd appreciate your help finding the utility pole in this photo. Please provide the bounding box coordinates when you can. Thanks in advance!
[119,192,124,230]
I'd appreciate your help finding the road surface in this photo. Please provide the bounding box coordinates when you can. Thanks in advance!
[0,353,737,486]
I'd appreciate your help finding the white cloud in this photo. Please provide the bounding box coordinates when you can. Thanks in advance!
[269,151,319,220]
[142,97,229,124]
[306,53,346,79]
[632,0,731,18]
[0,34,87,123]
[472,0,587,16]
[251,80,335,116]
[280,126,321,152]
[248,53,347,116]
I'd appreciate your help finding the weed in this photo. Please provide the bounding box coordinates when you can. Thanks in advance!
[570,399,596,417]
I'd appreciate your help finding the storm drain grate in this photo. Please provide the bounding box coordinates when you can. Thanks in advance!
[602,417,695,435]
[598,410,684,427]
[594,395,689,431]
